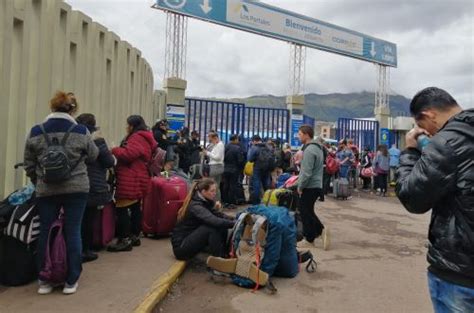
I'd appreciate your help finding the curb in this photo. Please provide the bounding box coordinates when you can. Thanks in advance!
[133,261,187,313]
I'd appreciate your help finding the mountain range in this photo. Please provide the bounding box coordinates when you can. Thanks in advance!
[225,91,411,122]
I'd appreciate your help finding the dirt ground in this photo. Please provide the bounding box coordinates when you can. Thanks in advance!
[157,192,433,313]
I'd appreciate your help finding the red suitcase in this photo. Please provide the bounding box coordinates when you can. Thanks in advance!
[92,202,115,249]
[142,175,188,236]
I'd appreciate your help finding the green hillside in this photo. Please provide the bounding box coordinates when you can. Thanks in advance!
[226,92,410,122]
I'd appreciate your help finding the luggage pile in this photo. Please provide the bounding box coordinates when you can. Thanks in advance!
[207,205,315,292]
[0,184,39,286]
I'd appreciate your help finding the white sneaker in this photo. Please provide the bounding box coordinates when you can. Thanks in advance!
[322,228,331,251]
[63,282,78,295]
[37,282,53,295]
[297,239,316,249]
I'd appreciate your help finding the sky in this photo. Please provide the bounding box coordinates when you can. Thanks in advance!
[66,0,473,108]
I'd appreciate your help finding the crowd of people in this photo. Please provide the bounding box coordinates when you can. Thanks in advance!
[15,86,474,312]
[19,90,402,294]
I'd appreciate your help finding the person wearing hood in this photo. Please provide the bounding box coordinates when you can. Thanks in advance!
[24,92,99,295]
[76,113,116,263]
[171,178,235,261]
[109,115,157,252]
[296,125,330,251]
[396,87,474,312]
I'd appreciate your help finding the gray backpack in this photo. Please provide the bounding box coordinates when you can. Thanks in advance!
[39,124,79,184]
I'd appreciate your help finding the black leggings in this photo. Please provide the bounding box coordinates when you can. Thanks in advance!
[116,202,142,239]
[299,188,325,242]
[82,205,97,252]
[375,174,388,193]
[173,225,228,261]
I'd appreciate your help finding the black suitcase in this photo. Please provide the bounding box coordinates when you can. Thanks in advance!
[0,236,38,286]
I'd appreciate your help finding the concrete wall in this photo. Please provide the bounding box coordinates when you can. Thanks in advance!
[0,0,155,198]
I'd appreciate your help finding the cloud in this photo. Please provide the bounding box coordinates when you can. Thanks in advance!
[66,0,473,108]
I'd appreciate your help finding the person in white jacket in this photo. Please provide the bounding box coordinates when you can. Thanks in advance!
[204,131,225,202]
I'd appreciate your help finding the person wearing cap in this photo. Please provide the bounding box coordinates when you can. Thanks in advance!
[76,113,116,263]
[24,91,99,295]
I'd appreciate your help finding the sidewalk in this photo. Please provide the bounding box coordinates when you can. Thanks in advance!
[0,238,177,313]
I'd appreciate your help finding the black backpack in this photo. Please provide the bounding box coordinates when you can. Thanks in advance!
[274,148,284,169]
[39,124,80,184]
[257,145,276,172]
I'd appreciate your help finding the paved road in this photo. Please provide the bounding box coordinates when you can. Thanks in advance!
[0,238,176,313]
[158,194,433,313]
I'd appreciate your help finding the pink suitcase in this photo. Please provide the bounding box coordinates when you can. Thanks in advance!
[142,175,188,236]
[92,203,115,249]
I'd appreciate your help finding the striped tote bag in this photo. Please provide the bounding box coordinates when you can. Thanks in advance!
[5,203,40,244]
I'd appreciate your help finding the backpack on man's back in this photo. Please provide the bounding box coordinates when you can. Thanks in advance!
[257,145,276,172]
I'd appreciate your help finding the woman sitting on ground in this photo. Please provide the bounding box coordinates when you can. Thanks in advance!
[171,178,235,261]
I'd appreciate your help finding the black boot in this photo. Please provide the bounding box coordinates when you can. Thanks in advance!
[82,251,99,263]
[107,238,133,252]
[130,235,141,247]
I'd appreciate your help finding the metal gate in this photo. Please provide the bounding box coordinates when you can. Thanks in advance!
[337,118,379,151]
[186,98,291,146]
[242,107,290,144]
[185,98,244,146]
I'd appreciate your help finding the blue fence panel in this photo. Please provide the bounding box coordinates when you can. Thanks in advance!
[186,98,291,147]
[186,98,245,146]
[243,107,290,144]
[389,130,400,148]
[336,118,379,151]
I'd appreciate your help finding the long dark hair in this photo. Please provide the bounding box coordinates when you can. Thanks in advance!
[177,178,216,222]
[378,144,388,157]
[127,115,148,134]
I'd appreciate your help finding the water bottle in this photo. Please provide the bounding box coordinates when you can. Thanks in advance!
[417,135,431,151]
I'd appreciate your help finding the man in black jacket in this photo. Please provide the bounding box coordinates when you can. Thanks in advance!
[222,135,245,208]
[396,87,474,312]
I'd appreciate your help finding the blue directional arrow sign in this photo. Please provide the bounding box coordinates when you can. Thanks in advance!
[155,0,397,67]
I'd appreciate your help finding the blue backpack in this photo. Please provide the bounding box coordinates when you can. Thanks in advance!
[230,205,299,289]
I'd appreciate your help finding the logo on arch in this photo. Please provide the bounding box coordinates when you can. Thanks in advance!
[234,3,249,13]
[163,0,187,9]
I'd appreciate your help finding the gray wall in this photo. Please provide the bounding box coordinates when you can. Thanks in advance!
[0,0,155,197]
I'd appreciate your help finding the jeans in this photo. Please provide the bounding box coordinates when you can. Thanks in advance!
[173,225,228,261]
[37,193,88,285]
[116,202,142,239]
[299,188,325,242]
[250,169,271,205]
[428,271,474,313]
[339,166,350,179]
